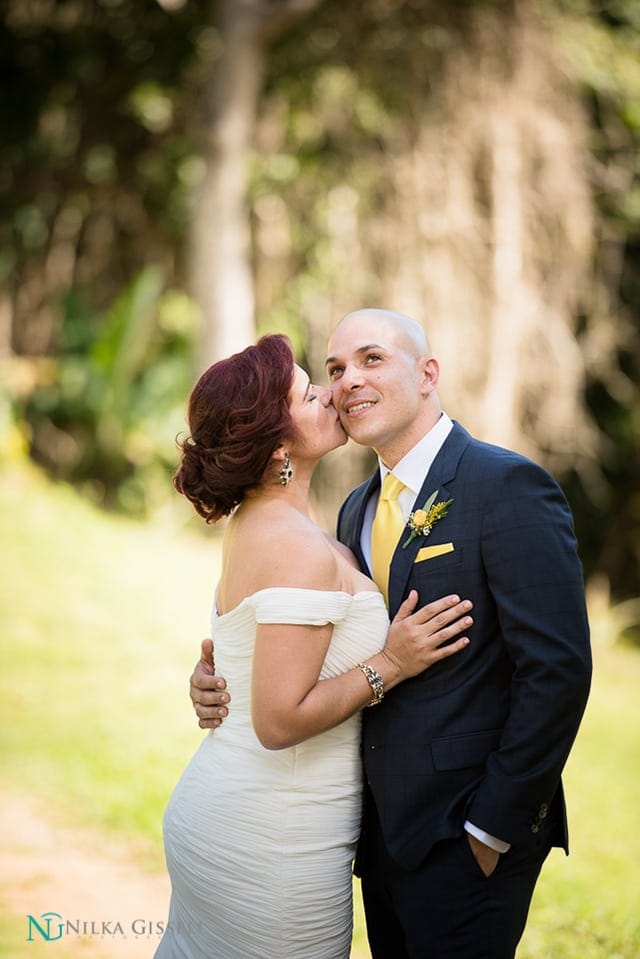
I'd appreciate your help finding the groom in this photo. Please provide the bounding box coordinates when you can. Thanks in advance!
[191,309,591,958]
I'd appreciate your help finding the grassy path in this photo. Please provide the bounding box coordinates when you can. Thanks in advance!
[0,788,170,958]
[0,786,371,959]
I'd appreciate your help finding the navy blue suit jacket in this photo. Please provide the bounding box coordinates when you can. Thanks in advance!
[337,422,591,871]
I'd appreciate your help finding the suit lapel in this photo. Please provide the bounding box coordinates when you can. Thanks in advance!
[345,472,380,577]
[387,422,471,614]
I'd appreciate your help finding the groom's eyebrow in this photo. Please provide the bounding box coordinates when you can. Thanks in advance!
[324,344,384,368]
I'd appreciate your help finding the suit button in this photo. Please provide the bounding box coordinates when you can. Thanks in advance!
[531,823,540,833]
[369,745,377,751]
[539,803,548,819]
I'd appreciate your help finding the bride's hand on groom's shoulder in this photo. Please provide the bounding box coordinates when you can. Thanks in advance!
[190,638,231,729]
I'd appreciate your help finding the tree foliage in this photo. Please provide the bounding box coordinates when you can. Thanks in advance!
[543,0,640,604]
[0,0,638,609]
[255,0,640,603]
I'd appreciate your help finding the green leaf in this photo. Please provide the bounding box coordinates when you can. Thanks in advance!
[423,489,438,511]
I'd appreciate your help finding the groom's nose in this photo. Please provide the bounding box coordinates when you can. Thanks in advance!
[337,363,364,393]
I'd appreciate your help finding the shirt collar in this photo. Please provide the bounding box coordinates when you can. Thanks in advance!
[378,412,453,496]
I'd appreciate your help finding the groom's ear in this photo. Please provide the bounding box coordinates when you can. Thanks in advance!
[420,357,440,395]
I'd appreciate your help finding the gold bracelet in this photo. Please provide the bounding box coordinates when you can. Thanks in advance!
[356,662,384,706]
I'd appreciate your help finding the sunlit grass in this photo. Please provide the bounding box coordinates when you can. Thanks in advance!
[517,636,640,958]
[0,462,220,866]
[1,462,639,957]
[0,911,27,958]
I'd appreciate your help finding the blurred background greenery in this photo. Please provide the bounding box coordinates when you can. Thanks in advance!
[1,0,639,955]
[1,0,639,605]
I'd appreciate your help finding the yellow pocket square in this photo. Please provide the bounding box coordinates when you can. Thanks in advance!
[414,542,454,563]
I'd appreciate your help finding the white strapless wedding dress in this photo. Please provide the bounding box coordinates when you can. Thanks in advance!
[155,587,388,959]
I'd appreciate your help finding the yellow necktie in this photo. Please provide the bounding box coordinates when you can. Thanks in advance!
[371,473,405,605]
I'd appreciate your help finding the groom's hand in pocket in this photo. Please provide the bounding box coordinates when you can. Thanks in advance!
[466,832,500,878]
[190,638,231,729]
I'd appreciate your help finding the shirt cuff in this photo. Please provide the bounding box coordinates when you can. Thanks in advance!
[464,820,511,854]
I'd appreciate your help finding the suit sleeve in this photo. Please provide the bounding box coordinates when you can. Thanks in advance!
[466,459,592,847]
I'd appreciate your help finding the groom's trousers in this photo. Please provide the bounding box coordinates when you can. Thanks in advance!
[359,797,553,959]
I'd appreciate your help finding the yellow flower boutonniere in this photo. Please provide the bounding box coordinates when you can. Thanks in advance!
[402,489,453,549]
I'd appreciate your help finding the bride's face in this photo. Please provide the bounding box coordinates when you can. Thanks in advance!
[287,365,348,459]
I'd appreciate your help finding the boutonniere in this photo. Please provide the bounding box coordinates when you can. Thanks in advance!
[402,489,453,548]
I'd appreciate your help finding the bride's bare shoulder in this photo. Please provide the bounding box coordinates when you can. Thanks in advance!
[227,507,340,592]
[324,534,360,570]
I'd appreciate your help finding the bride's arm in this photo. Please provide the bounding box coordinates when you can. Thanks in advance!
[251,533,472,750]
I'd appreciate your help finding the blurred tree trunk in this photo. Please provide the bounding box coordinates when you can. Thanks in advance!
[192,0,323,369]
[254,0,599,528]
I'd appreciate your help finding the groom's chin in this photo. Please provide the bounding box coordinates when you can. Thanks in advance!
[340,421,371,447]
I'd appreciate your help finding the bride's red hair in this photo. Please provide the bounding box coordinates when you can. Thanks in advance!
[174,334,298,523]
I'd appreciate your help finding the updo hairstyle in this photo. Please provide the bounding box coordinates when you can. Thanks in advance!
[174,334,298,523]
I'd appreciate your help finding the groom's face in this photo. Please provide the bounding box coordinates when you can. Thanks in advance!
[325,313,431,463]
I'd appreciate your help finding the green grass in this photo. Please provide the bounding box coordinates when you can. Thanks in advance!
[1,462,639,957]
[0,462,219,866]
[517,639,640,958]
[0,912,29,958]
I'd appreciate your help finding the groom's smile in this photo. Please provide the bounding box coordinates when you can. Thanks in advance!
[342,398,378,421]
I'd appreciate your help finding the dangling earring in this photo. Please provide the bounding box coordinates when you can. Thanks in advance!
[279,452,293,487]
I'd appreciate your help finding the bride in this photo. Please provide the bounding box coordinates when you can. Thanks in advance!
[154,334,472,959]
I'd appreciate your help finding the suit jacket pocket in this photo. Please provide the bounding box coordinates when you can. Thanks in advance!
[414,542,454,562]
[431,728,502,771]
[412,544,463,571]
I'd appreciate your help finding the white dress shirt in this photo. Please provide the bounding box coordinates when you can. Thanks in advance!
[360,412,510,855]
